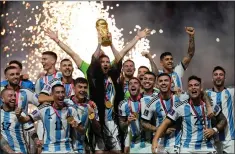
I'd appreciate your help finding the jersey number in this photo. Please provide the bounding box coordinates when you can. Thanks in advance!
[2,122,11,130]
[194,117,205,126]
[55,120,63,130]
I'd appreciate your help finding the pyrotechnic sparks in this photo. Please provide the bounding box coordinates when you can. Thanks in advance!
[1,1,155,81]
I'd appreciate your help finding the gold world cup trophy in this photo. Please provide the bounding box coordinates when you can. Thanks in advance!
[96,19,112,47]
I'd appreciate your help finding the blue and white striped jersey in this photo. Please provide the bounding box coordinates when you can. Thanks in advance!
[64,98,90,152]
[141,94,181,147]
[140,90,159,115]
[119,99,141,139]
[105,77,116,121]
[35,71,62,94]
[40,78,75,98]
[167,99,221,151]
[35,104,80,152]
[1,108,35,154]
[158,62,185,91]
[206,87,235,141]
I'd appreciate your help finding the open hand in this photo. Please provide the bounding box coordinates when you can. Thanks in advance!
[44,28,59,40]
[137,28,151,38]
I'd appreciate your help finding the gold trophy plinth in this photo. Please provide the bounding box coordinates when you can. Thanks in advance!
[96,19,112,47]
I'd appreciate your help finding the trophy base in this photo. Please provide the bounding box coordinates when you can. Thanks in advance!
[101,40,112,47]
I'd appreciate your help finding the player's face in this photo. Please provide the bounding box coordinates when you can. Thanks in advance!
[188,79,201,99]
[53,86,65,106]
[100,57,111,74]
[60,60,73,77]
[157,75,171,93]
[74,83,88,99]
[5,68,20,85]
[212,70,225,87]
[41,55,55,71]
[2,90,16,108]
[142,74,155,91]
[160,55,174,70]
[137,67,149,81]
[128,79,140,96]
[123,61,135,77]
[9,63,22,73]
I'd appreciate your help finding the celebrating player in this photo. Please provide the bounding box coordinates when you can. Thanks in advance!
[206,66,235,154]
[152,75,227,154]
[158,27,196,93]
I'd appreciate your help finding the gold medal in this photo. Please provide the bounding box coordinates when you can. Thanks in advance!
[67,116,74,123]
[89,113,95,120]
[133,112,138,119]
[105,101,113,109]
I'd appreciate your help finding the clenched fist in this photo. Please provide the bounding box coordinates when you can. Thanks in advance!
[15,107,22,118]
[185,27,195,36]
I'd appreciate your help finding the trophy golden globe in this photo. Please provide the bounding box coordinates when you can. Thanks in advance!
[96,19,112,47]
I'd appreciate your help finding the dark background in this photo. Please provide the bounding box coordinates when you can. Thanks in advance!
[0,1,234,88]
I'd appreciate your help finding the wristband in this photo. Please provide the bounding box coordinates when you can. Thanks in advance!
[213,127,219,134]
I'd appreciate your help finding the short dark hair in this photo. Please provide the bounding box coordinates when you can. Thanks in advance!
[213,66,226,75]
[99,54,110,61]
[157,73,171,80]
[123,59,135,66]
[60,58,72,64]
[4,66,17,75]
[144,71,156,80]
[138,66,149,72]
[188,75,201,83]
[52,84,65,92]
[160,52,172,60]
[9,60,22,70]
[1,88,14,98]
[74,77,88,86]
[129,77,141,85]
[42,51,57,61]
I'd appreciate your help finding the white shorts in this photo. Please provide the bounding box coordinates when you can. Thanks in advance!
[95,120,121,151]
[214,139,235,154]
[180,147,216,154]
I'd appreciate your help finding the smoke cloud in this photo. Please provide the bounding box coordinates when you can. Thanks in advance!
[111,2,234,89]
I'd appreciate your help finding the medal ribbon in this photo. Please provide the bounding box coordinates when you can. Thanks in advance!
[128,98,141,115]
[190,99,206,128]
[15,90,20,106]
[159,94,173,114]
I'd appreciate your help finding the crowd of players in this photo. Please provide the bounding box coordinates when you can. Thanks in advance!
[0,26,234,154]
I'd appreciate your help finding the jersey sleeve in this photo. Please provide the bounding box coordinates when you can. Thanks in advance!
[35,78,42,94]
[40,78,62,95]
[22,89,40,106]
[167,105,180,122]
[141,102,155,121]
[29,109,41,122]
[36,120,44,140]
[21,112,35,132]
[174,62,185,78]
[118,101,128,117]
[80,61,89,78]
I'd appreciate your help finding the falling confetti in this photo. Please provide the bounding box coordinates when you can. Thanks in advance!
[1,1,155,81]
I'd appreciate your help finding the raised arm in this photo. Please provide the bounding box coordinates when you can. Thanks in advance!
[141,51,159,76]
[181,27,195,69]
[151,118,172,154]
[110,28,151,63]
[44,29,84,68]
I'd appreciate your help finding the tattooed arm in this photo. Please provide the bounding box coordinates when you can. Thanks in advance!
[202,91,214,118]
[141,119,157,132]
[119,116,129,131]
[182,27,195,69]
[0,135,15,153]
[215,111,227,132]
